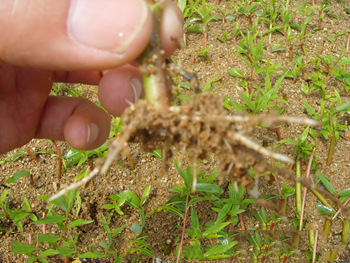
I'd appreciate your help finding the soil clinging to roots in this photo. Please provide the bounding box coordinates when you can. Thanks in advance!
[119,92,292,188]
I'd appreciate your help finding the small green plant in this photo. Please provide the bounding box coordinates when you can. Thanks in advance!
[0,191,38,232]
[217,30,232,44]
[303,95,350,165]
[102,184,152,233]
[292,0,318,56]
[195,44,212,63]
[216,0,237,22]
[283,56,306,84]
[38,189,89,233]
[186,0,219,48]
[236,32,264,92]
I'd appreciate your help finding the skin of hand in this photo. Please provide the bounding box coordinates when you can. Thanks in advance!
[0,0,183,155]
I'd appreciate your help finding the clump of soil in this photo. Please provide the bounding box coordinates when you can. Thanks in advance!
[109,92,289,190]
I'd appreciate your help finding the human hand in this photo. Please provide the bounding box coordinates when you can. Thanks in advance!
[0,0,183,154]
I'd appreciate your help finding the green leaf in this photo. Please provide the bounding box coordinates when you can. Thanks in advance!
[314,202,335,216]
[56,247,74,257]
[0,189,10,203]
[151,149,162,159]
[204,241,237,257]
[228,68,243,78]
[79,252,106,258]
[315,170,336,196]
[191,208,202,238]
[112,224,126,236]
[215,203,232,224]
[23,197,31,212]
[11,242,35,254]
[332,100,350,115]
[187,25,204,33]
[38,234,60,245]
[338,188,350,197]
[38,249,59,258]
[130,222,142,234]
[13,211,30,221]
[141,184,152,206]
[118,190,140,209]
[271,44,285,52]
[175,159,192,188]
[139,248,154,257]
[203,222,230,236]
[32,215,66,224]
[165,206,184,218]
[7,170,30,183]
[196,183,222,196]
[68,219,93,229]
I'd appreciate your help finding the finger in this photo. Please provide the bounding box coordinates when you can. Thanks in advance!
[35,96,110,150]
[0,0,183,71]
[160,0,184,58]
[53,70,102,85]
[98,64,143,117]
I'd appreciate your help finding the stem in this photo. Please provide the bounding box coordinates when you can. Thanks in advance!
[27,150,40,162]
[295,157,302,215]
[310,188,336,211]
[140,4,171,111]
[326,135,336,166]
[300,147,316,230]
[204,31,208,49]
[342,219,349,246]
[332,195,350,220]
[323,218,332,240]
[309,229,315,247]
[42,212,46,234]
[176,194,189,263]
[312,230,318,263]
[347,32,350,52]
[275,128,282,141]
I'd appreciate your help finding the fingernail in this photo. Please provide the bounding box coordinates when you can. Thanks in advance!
[128,77,142,103]
[86,123,99,145]
[68,0,148,53]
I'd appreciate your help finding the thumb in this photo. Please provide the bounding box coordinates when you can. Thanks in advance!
[0,0,153,70]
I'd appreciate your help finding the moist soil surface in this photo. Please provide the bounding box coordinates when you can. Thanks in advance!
[1,1,350,262]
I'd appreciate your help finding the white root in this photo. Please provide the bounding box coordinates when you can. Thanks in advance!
[232,132,294,163]
[48,168,99,201]
[48,111,312,201]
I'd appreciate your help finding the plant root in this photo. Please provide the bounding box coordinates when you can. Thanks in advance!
[50,92,345,218]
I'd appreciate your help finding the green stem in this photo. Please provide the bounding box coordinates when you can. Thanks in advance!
[310,188,336,211]
[326,135,336,166]
[139,3,171,111]
[323,218,332,241]
[295,157,302,215]
[309,230,315,247]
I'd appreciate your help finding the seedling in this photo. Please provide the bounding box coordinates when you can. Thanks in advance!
[303,95,350,165]
[317,0,334,28]
[236,32,264,92]
[217,31,232,44]
[0,190,38,232]
[283,56,306,84]
[195,44,212,63]
[292,0,318,56]
[6,170,34,186]
[259,0,282,44]
[238,0,260,27]
[216,0,237,23]
[279,4,295,61]
[186,0,219,48]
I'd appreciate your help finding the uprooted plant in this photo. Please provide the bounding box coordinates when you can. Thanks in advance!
[47,2,345,240]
